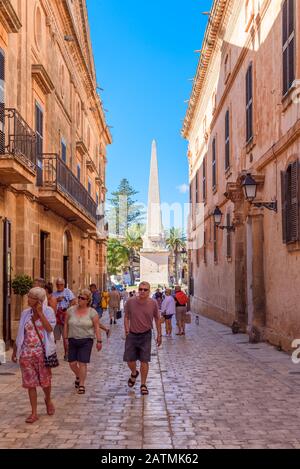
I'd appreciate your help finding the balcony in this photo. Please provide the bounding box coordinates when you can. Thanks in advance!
[37,154,97,231]
[0,108,37,185]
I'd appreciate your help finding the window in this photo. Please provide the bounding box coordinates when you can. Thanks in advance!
[203,229,207,264]
[0,49,5,154]
[61,140,67,164]
[225,109,230,170]
[246,63,253,143]
[196,247,200,267]
[282,0,295,95]
[35,6,43,51]
[35,102,43,186]
[281,160,299,243]
[192,176,196,229]
[212,137,217,190]
[226,213,232,258]
[203,157,206,203]
[212,91,217,114]
[224,53,231,83]
[87,126,90,149]
[77,163,81,181]
[60,65,65,99]
[88,177,92,195]
[195,168,199,204]
[214,223,218,263]
[96,192,99,206]
[76,101,81,129]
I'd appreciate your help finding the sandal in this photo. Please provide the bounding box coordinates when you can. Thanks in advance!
[44,399,55,416]
[75,377,80,389]
[25,415,39,424]
[140,384,149,395]
[77,386,85,394]
[128,370,139,388]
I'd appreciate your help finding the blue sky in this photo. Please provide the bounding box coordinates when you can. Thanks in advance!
[86,0,212,222]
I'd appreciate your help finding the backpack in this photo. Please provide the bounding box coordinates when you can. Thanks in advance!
[175,291,188,306]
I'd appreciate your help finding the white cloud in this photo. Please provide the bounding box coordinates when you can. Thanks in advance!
[177,183,189,194]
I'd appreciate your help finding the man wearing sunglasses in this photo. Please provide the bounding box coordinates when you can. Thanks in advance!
[123,281,162,395]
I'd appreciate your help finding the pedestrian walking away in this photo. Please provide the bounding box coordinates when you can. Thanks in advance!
[12,287,57,424]
[108,286,121,325]
[174,286,189,336]
[90,284,111,339]
[53,278,76,360]
[45,283,57,314]
[123,281,162,395]
[160,288,176,337]
[63,289,102,395]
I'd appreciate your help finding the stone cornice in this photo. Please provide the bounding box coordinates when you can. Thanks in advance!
[183,0,272,141]
[182,0,228,139]
[0,0,22,33]
[32,64,55,94]
[61,0,112,145]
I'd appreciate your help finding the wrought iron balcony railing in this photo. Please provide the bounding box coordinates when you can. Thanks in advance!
[39,154,97,222]
[0,108,37,171]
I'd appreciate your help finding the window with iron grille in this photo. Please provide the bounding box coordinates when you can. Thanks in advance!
[214,223,218,263]
[282,0,295,96]
[246,63,253,143]
[281,160,299,243]
[225,109,230,170]
[0,49,5,154]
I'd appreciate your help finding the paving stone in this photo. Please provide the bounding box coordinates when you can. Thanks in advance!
[0,314,299,448]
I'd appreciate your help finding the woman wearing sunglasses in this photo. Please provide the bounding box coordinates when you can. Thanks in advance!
[63,289,102,394]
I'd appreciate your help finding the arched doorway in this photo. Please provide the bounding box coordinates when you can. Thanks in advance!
[63,231,72,288]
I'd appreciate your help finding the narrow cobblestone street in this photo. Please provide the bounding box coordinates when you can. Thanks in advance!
[1,313,300,449]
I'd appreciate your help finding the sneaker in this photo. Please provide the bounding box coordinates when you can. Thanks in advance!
[114,320,117,324]
[106,328,111,339]
[110,319,113,325]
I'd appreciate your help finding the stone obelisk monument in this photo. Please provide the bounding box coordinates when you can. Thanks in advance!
[140,140,169,286]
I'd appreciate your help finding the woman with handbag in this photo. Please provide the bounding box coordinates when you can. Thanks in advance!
[12,287,57,424]
[63,289,102,395]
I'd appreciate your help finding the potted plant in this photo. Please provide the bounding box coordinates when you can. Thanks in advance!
[12,275,33,320]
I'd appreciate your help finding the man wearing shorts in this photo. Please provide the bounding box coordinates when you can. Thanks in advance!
[123,281,162,395]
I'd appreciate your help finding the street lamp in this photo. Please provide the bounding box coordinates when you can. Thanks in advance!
[213,206,235,232]
[242,173,277,212]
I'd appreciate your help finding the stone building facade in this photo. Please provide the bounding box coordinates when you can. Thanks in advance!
[0,0,112,345]
[183,0,300,351]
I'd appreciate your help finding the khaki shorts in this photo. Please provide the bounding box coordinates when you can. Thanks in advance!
[54,324,64,341]
[176,306,187,323]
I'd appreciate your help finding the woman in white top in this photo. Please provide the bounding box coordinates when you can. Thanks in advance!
[12,287,56,424]
[160,289,176,337]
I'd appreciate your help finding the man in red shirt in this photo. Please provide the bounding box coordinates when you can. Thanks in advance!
[123,281,162,395]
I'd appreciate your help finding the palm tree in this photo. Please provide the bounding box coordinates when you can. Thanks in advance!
[166,228,187,284]
[107,238,129,276]
[123,225,144,285]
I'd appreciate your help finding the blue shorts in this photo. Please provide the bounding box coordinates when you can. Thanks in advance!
[123,330,152,363]
[68,338,93,364]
